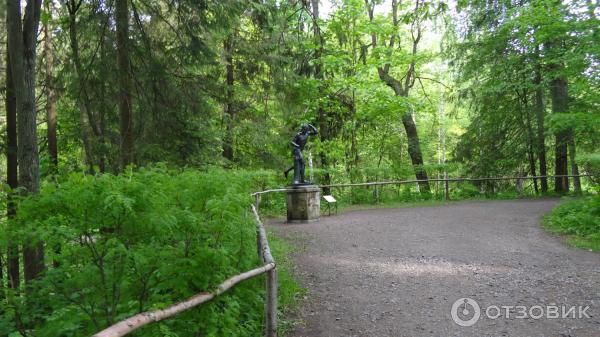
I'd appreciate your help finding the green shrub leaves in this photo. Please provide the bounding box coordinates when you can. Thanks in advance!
[0,167,275,336]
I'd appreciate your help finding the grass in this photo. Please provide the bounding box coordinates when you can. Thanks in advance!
[267,232,307,336]
[542,195,600,252]
[564,235,600,251]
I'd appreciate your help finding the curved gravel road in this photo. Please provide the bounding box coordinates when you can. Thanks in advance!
[270,199,600,337]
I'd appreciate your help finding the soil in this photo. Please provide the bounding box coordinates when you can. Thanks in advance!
[269,199,600,337]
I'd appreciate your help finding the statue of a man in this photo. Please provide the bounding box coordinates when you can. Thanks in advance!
[284,123,318,185]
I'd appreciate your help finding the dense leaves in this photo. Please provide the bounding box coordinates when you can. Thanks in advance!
[452,0,599,188]
[544,193,600,252]
[0,168,274,336]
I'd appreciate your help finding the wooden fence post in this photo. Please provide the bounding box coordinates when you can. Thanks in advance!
[516,176,523,197]
[256,229,263,262]
[266,268,278,337]
[252,203,277,337]
[444,178,449,200]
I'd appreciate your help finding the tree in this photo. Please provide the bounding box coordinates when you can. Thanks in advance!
[533,45,548,192]
[452,0,594,194]
[5,48,19,289]
[44,0,58,170]
[549,68,570,192]
[66,0,99,172]
[222,34,235,162]
[7,0,45,282]
[365,0,435,194]
[116,0,133,168]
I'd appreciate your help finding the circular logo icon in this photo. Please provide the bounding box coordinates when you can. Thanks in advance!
[451,297,481,327]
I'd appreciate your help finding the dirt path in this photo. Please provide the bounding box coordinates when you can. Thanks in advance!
[270,199,600,337]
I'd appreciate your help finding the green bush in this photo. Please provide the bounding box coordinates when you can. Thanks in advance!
[544,193,600,252]
[0,167,294,337]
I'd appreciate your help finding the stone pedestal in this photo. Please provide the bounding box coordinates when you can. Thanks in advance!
[286,185,320,223]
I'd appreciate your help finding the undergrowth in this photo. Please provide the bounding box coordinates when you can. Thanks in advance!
[0,166,302,336]
[543,194,600,252]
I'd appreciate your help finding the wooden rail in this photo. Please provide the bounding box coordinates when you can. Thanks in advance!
[252,189,297,213]
[318,174,593,189]
[318,174,593,200]
[251,205,277,337]
[251,188,296,196]
[250,174,594,203]
[93,204,277,337]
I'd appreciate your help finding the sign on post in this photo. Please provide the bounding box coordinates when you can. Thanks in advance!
[323,195,337,216]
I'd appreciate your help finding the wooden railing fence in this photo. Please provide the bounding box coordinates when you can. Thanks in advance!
[319,174,594,200]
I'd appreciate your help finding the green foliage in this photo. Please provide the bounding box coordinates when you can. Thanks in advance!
[544,194,600,252]
[452,0,599,182]
[0,167,299,336]
[578,152,600,181]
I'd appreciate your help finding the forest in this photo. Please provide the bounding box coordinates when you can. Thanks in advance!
[0,0,598,336]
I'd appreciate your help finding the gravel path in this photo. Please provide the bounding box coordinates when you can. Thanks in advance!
[269,199,600,337]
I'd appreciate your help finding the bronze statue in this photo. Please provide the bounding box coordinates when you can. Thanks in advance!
[284,123,318,185]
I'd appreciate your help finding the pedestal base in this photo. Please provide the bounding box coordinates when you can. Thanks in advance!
[286,185,320,223]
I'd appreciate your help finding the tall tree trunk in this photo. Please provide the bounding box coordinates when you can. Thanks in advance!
[377,74,430,193]
[7,0,45,282]
[5,49,20,289]
[116,0,134,168]
[99,69,108,173]
[319,112,331,194]
[533,52,548,192]
[345,98,359,173]
[67,0,97,172]
[437,99,447,195]
[98,24,109,173]
[521,93,538,193]
[44,4,58,170]
[401,111,429,190]
[550,75,569,193]
[222,35,235,161]
[349,95,359,171]
[568,134,581,193]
